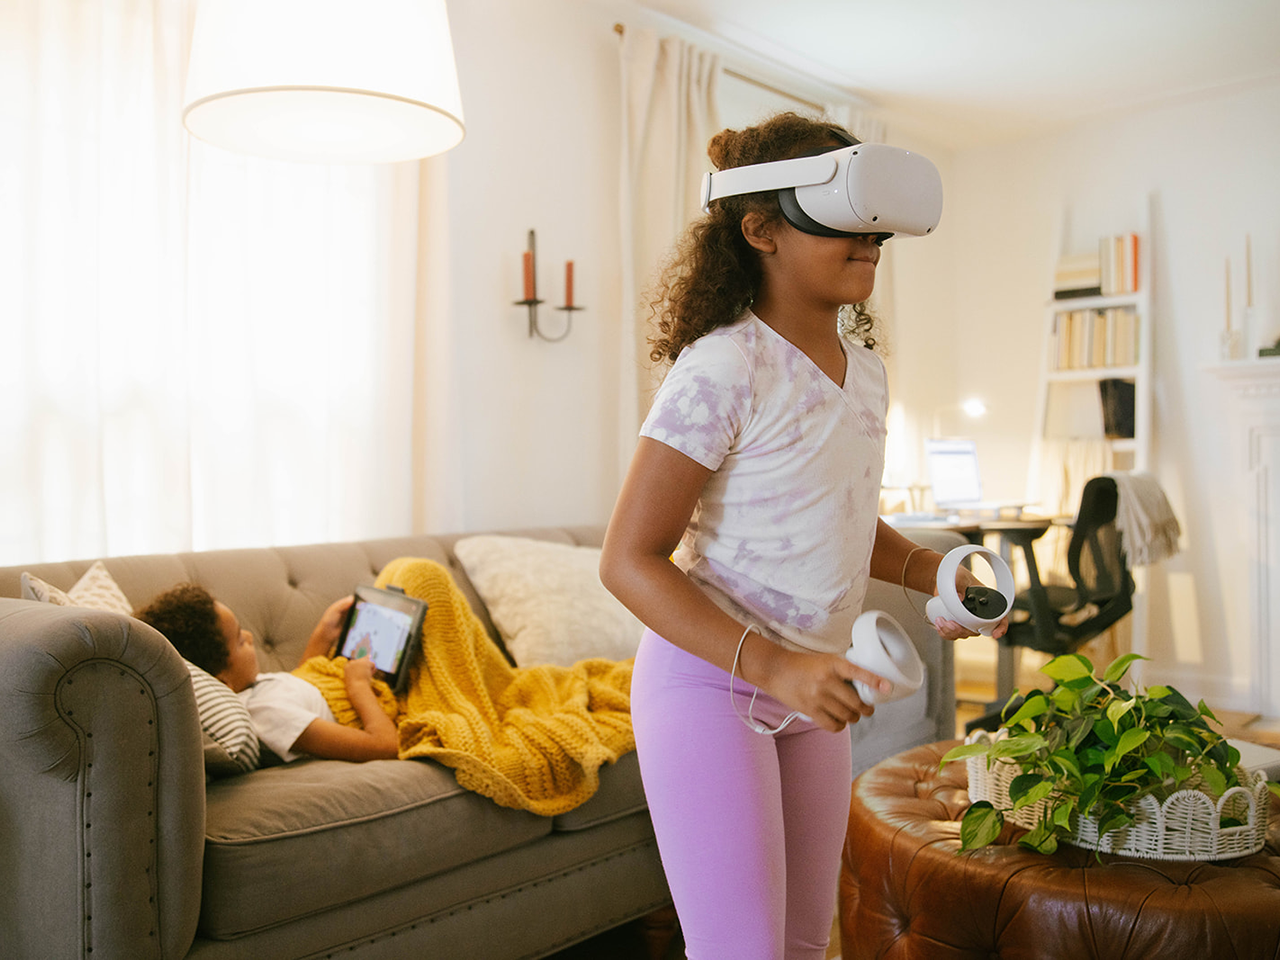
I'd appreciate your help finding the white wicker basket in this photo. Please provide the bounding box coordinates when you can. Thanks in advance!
[965,729,1271,860]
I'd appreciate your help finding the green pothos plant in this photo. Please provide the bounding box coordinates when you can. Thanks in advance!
[942,652,1280,855]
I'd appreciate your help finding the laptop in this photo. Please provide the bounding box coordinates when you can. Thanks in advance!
[924,438,1026,517]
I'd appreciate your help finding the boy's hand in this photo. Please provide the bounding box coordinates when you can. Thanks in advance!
[316,596,355,645]
[299,595,356,664]
[343,656,378,687]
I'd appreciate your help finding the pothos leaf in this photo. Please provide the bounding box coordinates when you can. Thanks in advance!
[1041,653,1094,684]
[1199,764,1227,798]
[939,742,992,767]
[1106,697,1136,729]
[1018,820,1060,855]
[959,801,1003,851]
[1005,694,1050,729]
[1012,778,1056,812]
[1102,652,1146,683]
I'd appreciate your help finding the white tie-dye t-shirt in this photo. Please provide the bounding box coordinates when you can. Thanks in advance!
[640,312,887,655]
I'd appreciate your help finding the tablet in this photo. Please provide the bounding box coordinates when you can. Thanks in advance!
[333,585,428,695]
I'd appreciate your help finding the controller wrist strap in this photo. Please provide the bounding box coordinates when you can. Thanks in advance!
[730,623,803,735]
[900,546,936,625]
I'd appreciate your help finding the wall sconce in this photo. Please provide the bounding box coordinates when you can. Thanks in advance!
[515,229,582,342]
[182,0,465,163]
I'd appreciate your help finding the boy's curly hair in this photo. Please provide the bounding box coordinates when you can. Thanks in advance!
[134,583,228,676]
[648,111,878,365]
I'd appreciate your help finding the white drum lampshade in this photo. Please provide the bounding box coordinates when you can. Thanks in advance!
[183,0,465,164]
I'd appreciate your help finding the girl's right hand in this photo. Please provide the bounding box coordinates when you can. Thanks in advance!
[766,647,889,732]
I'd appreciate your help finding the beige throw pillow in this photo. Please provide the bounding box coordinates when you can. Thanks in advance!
[453,535,645,667]
[21,560,133,616]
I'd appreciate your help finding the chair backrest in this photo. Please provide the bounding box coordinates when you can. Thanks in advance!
[1067,476,1131,605]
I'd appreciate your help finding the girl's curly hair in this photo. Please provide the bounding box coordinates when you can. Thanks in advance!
[134,583,229,676]
[648,112,878,365]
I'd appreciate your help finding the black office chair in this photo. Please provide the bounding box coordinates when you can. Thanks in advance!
[966,476,1134,732]
[1002,475,1134,656]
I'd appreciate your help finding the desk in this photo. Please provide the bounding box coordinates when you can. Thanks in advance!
[886,514,1057,703]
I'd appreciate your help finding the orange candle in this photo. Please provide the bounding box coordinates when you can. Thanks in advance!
[565,260,574,308]
[522,251,535,301]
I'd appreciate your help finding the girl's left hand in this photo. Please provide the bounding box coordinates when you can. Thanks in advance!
[935,566,1009,640]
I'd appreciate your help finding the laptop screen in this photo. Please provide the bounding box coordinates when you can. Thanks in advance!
[925,438,983,507]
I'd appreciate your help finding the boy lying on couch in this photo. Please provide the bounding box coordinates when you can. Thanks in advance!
[136,556,636,816]
[136,585,399,762]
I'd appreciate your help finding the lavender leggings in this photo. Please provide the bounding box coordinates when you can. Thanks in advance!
[631,628,853,960]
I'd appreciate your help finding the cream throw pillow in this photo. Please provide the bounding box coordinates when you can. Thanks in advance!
[21,560,133,615]
[453,535,645,667]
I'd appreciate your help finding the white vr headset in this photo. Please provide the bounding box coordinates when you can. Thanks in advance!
[699,142,943,239]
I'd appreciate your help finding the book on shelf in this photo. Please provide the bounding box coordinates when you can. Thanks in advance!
[1050,305,1140,371]
[1099,378,1136,439]
[1053,252,1102,300]
[1099,233,1140,295]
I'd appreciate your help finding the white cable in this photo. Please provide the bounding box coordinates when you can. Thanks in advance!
[730,623,805,735]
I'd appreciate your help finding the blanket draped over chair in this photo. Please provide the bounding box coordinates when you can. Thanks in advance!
[292,557,635,816]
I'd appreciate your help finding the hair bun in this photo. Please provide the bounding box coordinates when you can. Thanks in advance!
[706,112,853,172]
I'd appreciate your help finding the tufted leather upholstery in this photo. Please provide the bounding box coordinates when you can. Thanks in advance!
[840,740,1280,959]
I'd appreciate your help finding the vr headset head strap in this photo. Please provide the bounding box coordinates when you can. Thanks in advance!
[700,153,838,212]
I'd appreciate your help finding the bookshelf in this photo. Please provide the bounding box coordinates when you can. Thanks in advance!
[1032,242,1152,477]
[1028,222,1153,679]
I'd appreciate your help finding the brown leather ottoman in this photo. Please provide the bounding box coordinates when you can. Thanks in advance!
[839,740,1280,959]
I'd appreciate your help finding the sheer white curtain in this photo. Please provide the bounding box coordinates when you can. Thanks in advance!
[0,0,419,565]
[616,27,720,476]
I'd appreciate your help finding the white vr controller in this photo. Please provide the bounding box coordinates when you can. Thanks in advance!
[743,545,1012,730]
[924,544,1014,638]
[843,609,924,705]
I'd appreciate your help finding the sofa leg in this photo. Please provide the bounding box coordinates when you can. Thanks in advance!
[638,905,680,960]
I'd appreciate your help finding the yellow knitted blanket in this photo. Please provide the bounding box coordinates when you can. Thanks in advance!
[292,556,635,816]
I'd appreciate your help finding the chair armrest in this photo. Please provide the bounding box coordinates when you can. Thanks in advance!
[0,599,205,960]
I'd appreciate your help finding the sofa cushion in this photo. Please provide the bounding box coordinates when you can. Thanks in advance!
[452,535,644,666]
[200,756,552,938]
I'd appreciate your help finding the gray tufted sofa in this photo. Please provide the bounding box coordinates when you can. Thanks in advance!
[0,523,959,960]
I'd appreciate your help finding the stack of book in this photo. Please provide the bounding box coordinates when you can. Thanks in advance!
[1051,306,1140,370]
[1100,233,1140,295]
[1053,252,1102,300]
[1052,234,1140,299]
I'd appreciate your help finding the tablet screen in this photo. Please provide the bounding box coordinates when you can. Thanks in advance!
[342,598,413,674]
[334,586,427,691]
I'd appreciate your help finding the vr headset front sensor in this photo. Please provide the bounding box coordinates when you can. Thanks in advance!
[700,142,943,239]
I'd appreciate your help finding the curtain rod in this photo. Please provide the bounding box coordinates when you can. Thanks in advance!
[613,22,826,114]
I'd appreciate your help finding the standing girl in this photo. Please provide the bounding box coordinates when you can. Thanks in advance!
[600,112,1003,960]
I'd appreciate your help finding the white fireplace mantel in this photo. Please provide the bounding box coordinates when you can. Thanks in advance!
[1207,357,1280,716]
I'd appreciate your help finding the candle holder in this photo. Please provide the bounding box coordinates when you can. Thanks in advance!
[514,229,582,343]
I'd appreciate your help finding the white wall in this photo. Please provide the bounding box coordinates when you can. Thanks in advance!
[934,80,1280,707]
[428,0,627,533]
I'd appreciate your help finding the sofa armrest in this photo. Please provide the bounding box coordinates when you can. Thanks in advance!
[0,599,205,960]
